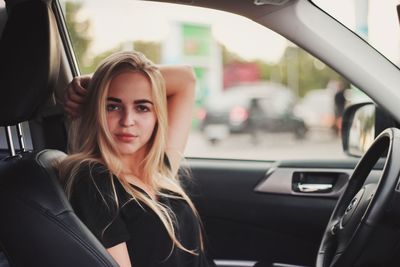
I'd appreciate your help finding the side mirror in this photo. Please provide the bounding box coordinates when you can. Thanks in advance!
[342,102,397,157]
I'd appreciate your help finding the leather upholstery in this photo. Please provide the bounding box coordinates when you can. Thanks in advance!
[0,1,118,266]
[0,150,118,267]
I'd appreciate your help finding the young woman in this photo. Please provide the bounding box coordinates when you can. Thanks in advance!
[59,51,214,267]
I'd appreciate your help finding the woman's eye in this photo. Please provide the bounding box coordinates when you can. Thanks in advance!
[136,105,150,112]
[107,104,120,112]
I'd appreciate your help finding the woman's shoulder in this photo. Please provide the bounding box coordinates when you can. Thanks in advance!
[75,161,108,176]
[72,162,123,197]
[69,162,131,208]
[74,162,112,184]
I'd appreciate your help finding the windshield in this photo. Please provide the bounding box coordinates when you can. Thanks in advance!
[312,0,400,66]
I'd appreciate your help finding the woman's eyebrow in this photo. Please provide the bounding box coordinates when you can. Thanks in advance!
[107,97,121,103]
[134,99,153,105]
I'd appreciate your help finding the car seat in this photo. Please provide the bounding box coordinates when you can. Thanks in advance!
[0,0,118,266]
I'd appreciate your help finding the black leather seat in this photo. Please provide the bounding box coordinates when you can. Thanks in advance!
[0,0,118,266]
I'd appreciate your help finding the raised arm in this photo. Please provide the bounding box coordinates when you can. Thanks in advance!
[159,66,196,176]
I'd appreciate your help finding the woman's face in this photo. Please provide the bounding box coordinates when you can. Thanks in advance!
[106,70,157,161]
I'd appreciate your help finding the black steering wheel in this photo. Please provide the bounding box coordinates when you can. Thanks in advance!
[316,128,400,267]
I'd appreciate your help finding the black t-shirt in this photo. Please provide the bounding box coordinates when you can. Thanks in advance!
[68,163,215,267]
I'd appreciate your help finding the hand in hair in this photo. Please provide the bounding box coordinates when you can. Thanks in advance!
[64,75,91,118]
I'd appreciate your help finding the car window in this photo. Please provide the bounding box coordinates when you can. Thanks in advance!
[60,0,353,160]
[313,0,400,68]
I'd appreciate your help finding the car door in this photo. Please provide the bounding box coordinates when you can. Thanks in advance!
[185,158,357,266]
[54,1,389,267]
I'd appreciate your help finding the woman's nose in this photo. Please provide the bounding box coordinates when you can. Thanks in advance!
[120,110,135,127]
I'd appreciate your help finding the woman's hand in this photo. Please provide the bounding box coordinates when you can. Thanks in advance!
[63,75,91,118]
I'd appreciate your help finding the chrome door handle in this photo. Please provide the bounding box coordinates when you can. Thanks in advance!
[297,183,333,193]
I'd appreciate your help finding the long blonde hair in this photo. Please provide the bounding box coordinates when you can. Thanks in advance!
[58,51,201,254]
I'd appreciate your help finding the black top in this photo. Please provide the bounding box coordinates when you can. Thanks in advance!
[68,163,215,267]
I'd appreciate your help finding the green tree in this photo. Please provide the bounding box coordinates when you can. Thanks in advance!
[279,46,343,97]
[64,2,92,74]
[84,47,120,74]
[221,44,276,83]
[219,42,345,97]
[254,60,274,81]
[220,44,244,66]
[133,41,161,64]
[81,40,162,74]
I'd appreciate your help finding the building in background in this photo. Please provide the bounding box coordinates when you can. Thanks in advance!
[223,63,261,89]
[162,22,222,107]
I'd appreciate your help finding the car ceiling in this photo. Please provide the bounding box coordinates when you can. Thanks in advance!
[205,0,292,18]
[151,0,293,19]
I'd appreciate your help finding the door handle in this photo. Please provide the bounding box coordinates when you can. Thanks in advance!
[297,183,333,193]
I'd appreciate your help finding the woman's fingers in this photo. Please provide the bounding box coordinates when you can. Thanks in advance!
[63,75,92,118]
[63,76,91,118]
[79,75,92,89]
[63,88,83,117]
[64,105,80,118]
[71,76,89,97]
[64,98,81,110]
[67,85,86,104]
[64,98,82,118]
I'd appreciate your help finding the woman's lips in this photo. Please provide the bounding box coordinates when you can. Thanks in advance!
[115,133,137,142]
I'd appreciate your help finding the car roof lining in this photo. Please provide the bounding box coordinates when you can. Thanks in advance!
[152,0,293,20]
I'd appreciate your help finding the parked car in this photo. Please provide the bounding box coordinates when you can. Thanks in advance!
[1,1,400,267]
[200,82,307,143]
[293,89,336,129]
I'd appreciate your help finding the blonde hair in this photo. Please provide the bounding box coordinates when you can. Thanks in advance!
[58,51,202,255]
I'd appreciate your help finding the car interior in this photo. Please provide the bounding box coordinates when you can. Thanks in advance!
[0,0,119,266]
[1,0,400,267]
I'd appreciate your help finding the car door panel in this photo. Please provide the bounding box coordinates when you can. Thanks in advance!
[185,158,382,267]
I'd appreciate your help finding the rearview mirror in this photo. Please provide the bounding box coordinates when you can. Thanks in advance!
[342,102,397,157]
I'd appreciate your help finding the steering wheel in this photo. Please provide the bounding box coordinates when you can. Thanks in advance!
[316,128,400,267]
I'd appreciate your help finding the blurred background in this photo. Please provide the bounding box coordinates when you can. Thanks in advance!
[60,0,396,160]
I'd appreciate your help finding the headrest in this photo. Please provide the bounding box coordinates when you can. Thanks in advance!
[0,0,60,126]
